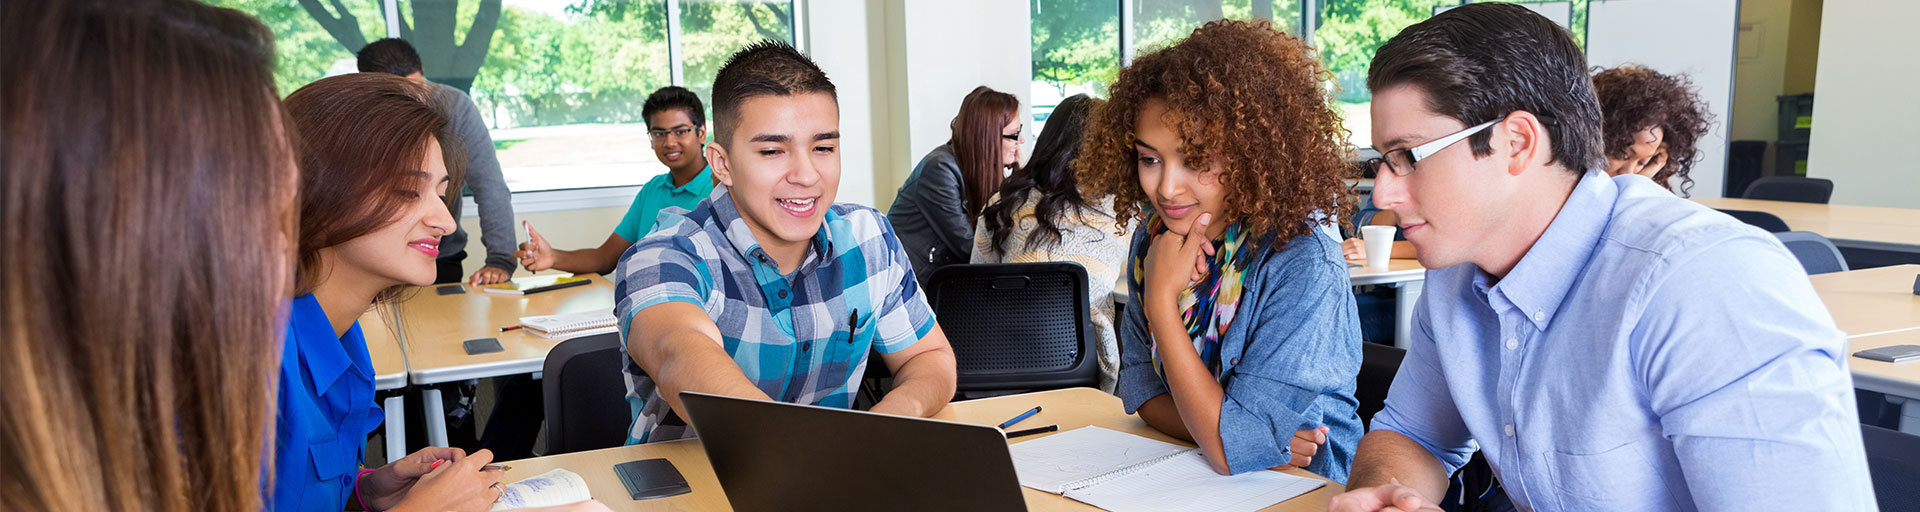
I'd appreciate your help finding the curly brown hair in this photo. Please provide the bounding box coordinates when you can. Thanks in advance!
[1593,65,1711,196]
[1075,19,1350,249]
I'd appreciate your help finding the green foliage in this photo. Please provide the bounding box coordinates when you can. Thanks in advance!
[201,0,385,96]
[1313,0,1454,103]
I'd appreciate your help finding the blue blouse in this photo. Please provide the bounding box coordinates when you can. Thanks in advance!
[1115,227,1365,483]
[268,294,384,511]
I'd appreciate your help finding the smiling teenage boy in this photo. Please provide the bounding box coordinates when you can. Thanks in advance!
[612,41,958,444]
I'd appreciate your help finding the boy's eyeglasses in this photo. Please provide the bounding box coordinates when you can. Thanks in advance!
[648,127,696,141]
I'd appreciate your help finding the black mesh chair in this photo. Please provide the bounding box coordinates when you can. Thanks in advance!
[1862,424,1920,512]
[1356,343,1406,430]
[541,333,631,455]
[1743,176,1834,204]
[1774,231,1849,275]
[1716,208,1792,233]
[924,262,1098,393]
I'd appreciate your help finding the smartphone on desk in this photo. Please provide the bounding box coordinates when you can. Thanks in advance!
[1855,345,1920,363]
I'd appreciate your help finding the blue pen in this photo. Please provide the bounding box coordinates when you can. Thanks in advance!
[997,406,1042,430]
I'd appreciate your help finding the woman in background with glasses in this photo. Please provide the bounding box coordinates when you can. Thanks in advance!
[889,86,1025,282]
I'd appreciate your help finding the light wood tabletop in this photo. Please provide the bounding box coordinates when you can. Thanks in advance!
[499,387,1341,511]
[1346,258,1426,286]
[394,274,617,385]
[1810,264,1920,338]
[1691,197,1920,249]
[1848,329,1920,399]
[360,302,408,390]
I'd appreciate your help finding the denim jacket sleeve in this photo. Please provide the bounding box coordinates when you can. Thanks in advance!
[1214,233,1364,479]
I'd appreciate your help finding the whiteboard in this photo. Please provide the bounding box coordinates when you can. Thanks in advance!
[1586,0,1739,198]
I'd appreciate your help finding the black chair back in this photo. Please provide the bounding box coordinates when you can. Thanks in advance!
[541,333,630,455]
[1861,424,1920,512]
[1743,176,1834,204]
[1716,208,1792,233]
[1356,342,1406,430]
[1774,231,1849,275]
[924,262,1098,392]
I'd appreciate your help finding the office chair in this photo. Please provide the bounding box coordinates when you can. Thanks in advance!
[1774,231,1849,275]
[1716,208,1793,233]
[1743,176,1834,204]
[924,262,1099,394]
[1861,424,1920,512]
[541,333,631,455]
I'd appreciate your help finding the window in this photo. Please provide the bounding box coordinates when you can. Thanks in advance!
[1031,0,1119,133]
[1031,0,1587,150]
[209,0,794,194]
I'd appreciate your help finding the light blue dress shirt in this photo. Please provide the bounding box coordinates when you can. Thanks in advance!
[1373,171,1876,510]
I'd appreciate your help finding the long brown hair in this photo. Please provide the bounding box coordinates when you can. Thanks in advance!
[285,73,460,299]
[949,86,1021,220]
[1,1,295,510]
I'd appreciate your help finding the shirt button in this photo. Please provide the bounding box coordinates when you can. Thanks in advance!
[1532,310,1545,322]
[1504,424,1515,437]
[777,289,788,299]
[1230,357,1241,365]
[1504,338,1518,350]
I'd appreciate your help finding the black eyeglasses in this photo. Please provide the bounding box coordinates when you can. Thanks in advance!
[647,127,696,141]
[1002,125,1023,142]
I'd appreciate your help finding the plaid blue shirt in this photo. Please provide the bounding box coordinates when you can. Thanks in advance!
[614,186,937,443]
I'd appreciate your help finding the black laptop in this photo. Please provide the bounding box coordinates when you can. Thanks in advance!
[679,392,1029,511]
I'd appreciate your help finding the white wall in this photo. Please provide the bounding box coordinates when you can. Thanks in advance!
[881,0,1033,211]
[804,0,888,209]
[1806,0,1919,208]
[1588,0,1739,198]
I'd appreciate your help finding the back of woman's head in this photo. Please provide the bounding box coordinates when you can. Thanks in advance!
[1,1,294,510]
[981,94,1103,255]
[1593,65,1710,196]
[1075,19,1350,248]
[949,86,1022,220]
[284,73,457,299]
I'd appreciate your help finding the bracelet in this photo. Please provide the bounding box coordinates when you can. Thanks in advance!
[354,468,378,512]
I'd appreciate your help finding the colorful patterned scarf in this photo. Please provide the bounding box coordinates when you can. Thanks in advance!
[1129,214,1256,382]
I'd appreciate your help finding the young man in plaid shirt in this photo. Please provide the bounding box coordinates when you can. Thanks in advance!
[613,41,958,444]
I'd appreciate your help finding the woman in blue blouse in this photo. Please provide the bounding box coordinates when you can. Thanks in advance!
[274,74,609,512]
[1074,20,1365,482]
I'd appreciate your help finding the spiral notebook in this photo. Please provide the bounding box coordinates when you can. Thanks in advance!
[518,309,618,339]
[489,468,592,511]
[1010,426,1326,512]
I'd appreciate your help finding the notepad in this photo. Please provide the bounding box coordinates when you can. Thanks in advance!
[518,309,618,339]
[490,468,593,511]
[1010,426,1326,512]
[483,274,591,296]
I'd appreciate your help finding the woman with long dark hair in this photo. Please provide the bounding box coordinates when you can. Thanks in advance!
[889,86,1024,280]
[971,94,1132,391]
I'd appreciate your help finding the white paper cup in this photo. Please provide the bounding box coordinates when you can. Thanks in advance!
[1361,225,1397,269]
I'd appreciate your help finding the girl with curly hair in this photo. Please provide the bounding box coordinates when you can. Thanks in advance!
[1593,65,1712,195]
[1077,19,1363,481]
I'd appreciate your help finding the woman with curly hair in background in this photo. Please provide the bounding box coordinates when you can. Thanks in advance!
[1593,65,1712,195]
[1077,19,1363,481]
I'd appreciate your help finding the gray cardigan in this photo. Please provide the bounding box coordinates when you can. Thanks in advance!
[431,82,515,271]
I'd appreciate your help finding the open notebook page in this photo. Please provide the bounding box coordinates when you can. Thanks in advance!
[490,469,593,511]
[1064,451,1326,512]
[1009,426,1192,493]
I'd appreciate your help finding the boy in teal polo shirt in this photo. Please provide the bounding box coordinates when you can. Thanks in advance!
[518,86,716,274]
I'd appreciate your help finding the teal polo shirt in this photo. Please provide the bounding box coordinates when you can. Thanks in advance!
[615,165,714,242]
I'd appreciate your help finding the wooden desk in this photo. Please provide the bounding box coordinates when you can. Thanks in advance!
[1849,329,1920,434]
[1691,197,1920,251]
[1809,264,1920,338]
[360,304,410,463]
[499,388,1340,511]
[392,274,616,447]
[396,274,616,384]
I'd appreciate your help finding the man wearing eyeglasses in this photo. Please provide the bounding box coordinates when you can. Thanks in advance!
[517,86,717,275]
[1329,4,1873,512]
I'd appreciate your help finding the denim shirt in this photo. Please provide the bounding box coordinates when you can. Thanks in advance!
[1115,226,1365,483]
[1373,171,1875,510]
[268,294,383,512]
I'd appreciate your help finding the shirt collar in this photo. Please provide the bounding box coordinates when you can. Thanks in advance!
[668,165,715,197]
[1489,169,1617,330]
[707,186,834,273]
[288,294,372,394]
